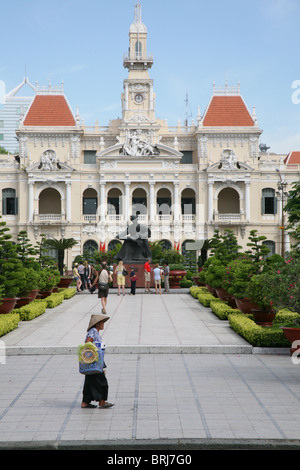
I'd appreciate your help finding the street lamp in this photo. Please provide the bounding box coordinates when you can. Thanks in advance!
[276,169,288,257]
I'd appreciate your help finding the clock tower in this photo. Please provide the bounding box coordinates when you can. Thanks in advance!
[122,1,155,122]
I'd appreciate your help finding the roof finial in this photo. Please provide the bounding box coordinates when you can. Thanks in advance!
[134,0,142,23]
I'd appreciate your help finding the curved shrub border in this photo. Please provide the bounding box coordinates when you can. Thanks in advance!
[210,300,239,320]
[189,286,299,348]
[0,287,78,337]
[13,300,47,321]
[0,313,20,336]
[228,313,290,348]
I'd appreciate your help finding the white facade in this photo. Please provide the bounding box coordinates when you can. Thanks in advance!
[0,3,298,268]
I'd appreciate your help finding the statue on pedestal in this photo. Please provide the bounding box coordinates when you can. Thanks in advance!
[115,215,152,262]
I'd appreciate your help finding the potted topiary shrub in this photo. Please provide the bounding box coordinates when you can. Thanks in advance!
[38,268,60,298]
[0,217,27,313]
[169,264,187,288]
[245,274,276,326]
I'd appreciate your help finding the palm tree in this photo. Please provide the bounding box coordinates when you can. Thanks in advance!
[43,238,77,275]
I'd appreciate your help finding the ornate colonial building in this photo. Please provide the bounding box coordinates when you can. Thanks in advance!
[0,2,299,268]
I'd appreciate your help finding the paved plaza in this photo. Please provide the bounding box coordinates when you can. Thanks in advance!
[1,288,300,450]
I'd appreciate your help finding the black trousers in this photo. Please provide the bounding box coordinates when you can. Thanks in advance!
[130,281,136,295]
[82,373,108,403]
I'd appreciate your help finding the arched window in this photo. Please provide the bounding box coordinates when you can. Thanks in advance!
[83,240,98,255]
[83,188,98,215]
[157,188,171,215]
[262,188,277,214]
[181,188,196,215]
[218,187,240,213]
[135,41,142,59]
[262,240,276,257]
[39,188,61,214]
[2,188,18,215]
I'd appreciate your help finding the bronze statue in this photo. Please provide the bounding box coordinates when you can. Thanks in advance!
[115,215,152,262]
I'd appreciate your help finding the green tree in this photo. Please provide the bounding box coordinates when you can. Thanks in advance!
[284,180,300,244]
[0,216,26,297]
[43,237,78,275]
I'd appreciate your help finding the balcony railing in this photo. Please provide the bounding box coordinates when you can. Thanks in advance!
[34,213,64,223]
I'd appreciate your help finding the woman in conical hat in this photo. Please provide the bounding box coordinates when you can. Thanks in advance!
[81,314,114,409]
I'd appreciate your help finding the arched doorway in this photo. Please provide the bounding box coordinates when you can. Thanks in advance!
[83,188,98,215]
[132,188,147,216]
[107,188,122,216]
[218,187,240,214]
[157,188,171,216]
[181,188,196,215]
[39,188,61,214]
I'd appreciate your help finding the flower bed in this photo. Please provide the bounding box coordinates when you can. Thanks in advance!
[12,300,47,321]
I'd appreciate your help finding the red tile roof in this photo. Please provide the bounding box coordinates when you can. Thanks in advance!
[23,95,76,126]
[284,151,300,164]
[202,95,254,127]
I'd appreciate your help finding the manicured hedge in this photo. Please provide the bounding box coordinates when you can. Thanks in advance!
[0,313,20,336]
[61,287,76,299]
[190,286,209,298]
[210,300,239,320]
[13,299,47,321]
[228,313,290,348]
[0,287,78,337]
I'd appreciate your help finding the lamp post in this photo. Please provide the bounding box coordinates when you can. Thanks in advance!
[276,170,288,257]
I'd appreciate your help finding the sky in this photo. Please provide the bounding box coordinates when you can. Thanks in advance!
[1,0,300,154]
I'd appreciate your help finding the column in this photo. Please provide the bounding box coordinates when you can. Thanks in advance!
[124,182,130,222]
[28,182,34,222]
[245,182,250,222]
[100,182,106,221]
[173,181,180,221]
[124,82,128,111]
[208,182,213,221]
[149,182,155,222]
[66,182,72,221]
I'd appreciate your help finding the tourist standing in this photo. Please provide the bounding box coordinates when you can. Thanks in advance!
[77,262,86,291]
[115,260,126,296]
[163,262,170,293]
[153,263,162,295]
[144,258,151,293]
[130,267,137,295]
[73,263,82,292]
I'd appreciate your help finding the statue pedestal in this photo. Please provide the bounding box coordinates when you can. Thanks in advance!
[112,263,155,288]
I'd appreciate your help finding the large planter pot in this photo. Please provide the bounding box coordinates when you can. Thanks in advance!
[192,276,205,287]
[215,287,230,301]
[215,288,237,308]
[169,270,187,288]
[0,298,18,314]
[280,327,300,356]
[251,309,276,327]
[38,289,53,299]
[205,284,218,298]
[15,297,32,309]
[234,297,260,314]
[57,277,73,289]
[29,289,39,301]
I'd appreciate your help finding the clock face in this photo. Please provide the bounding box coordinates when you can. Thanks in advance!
[134,93,143,104]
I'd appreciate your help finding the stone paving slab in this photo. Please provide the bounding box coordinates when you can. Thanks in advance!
[1,290,299,450]
[3,290,251,354]
[1,353,300,449]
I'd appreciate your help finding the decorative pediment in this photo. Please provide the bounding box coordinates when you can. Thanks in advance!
[206,149,253,172]
[97,138,182,160]
[26,149,75,173]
